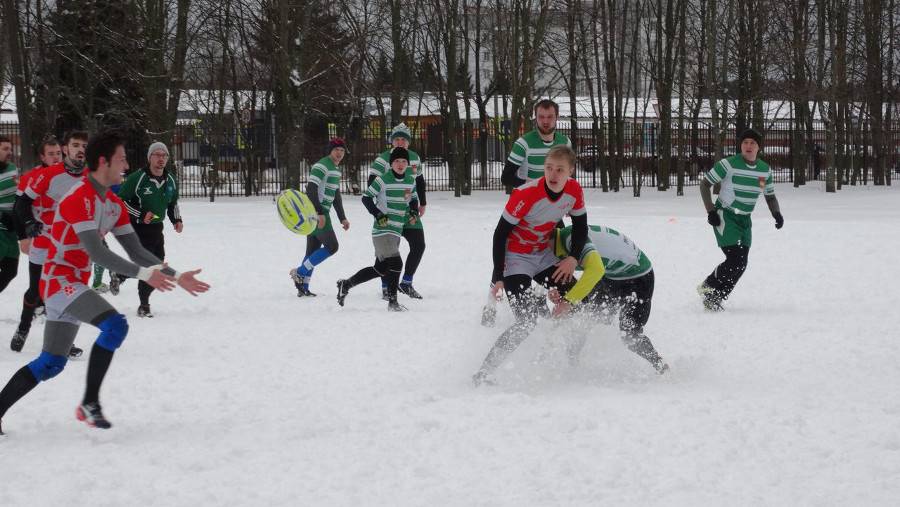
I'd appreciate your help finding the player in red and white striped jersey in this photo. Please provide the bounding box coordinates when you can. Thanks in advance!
[10,137,64,352]
[473,145,589,386]
[0,131,210,435]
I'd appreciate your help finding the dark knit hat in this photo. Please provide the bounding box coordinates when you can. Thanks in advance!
[328,137,347,153]
[739,128,762,146]
[389,147,409,163]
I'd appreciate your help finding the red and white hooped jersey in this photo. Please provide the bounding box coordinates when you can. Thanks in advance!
[40,180,133,300]
[16,165,45,196]
[24,163,86,255]
[501,177,586,254]
[17,166,50,260]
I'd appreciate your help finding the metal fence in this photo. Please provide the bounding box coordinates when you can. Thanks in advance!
[3,119,897,198]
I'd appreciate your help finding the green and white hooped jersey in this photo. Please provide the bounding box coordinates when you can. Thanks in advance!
[364,169,418,238]
[308,156,342,213]
[705,155,774,215]
[507,130,572,181]
[0,163,18,231]
[558,225,652,280]
[369,149,422,179]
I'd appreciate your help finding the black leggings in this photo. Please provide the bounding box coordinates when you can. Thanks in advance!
[704,245,749,302]
[349,256,403,296]
[134,223,165,306]
[401,228,425,279]
[478,266,568,372]
[585,271,655,335]
[17,261,43,334]
[0,256,18,293]
[306,228,339,257]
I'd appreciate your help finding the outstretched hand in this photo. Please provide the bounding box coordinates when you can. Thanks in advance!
[146,269,176,292]
[177,269,211,296]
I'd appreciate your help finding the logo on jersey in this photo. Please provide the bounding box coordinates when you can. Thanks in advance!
[83,197,93,218]
[63,285,77,297]
[143,187,153,195]
[512,200,526,216]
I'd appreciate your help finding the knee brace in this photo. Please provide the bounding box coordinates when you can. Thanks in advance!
[27,351,68,382]
[96,313,129,351]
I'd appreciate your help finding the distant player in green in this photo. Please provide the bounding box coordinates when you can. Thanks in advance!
[369,123,426,299]
[501,99,572,187]
[110,142,183,317]
[0,135,20,294]
[337,147,419,312]
[290,138,350,296]
[697,128,784,310]
[550,224,668,373]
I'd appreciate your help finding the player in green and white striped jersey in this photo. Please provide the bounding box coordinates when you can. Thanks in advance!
[551,224,668,373]
[290,138,350,297]
[697,128,784,310]
[0,135,21,295]
[501,99,572,187]
[368,123,427,299]
[337,147,419,312]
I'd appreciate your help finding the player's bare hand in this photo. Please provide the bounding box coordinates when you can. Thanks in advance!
[418,205,426,217]
[175,221,184,233]
[143,211,156,224]
[547,288,562,304]
[18,239,30,255]
[341,219,350,231]
[317,215,326,229]
[552,256,578,283]
[491,281,505,301]
[552,299,572,318]
[146,269,176,292]
[177,269,210,296]
[408,215,417,225]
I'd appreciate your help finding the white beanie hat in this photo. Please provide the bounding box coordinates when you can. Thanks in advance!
[147,141,170,160]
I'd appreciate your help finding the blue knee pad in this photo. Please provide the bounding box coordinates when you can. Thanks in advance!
[96,313,129,352]
[27,351,68,382]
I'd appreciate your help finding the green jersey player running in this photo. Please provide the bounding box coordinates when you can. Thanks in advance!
[290,138,350,296]
[697,128,784,311]
[368,123,426,299]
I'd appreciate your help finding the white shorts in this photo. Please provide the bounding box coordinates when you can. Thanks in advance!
[28,245,48,265]
[503,248,558,279]
[44,282,92,325]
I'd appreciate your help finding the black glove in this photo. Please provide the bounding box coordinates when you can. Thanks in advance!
[773,212,784,229]
[24,220,43,238]
[707,209,721,227]
[375,213,389,227]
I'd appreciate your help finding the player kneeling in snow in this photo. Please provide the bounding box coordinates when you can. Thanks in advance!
[336,147,419,312]
[472,146,588,386]
[549,224,668,374]
[0,131,210,436]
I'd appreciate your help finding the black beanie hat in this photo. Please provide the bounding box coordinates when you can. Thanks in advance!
[389,147,409,164]
[739,128,762,146]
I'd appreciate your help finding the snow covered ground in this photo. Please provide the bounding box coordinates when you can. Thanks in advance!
[1,182,899,506]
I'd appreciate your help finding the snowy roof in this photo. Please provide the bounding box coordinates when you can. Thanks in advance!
[0,85,882,125]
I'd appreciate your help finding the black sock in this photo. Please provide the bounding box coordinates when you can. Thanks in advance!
[0,366,39,419]
[83,343,115,406]
[348,266,380,287]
